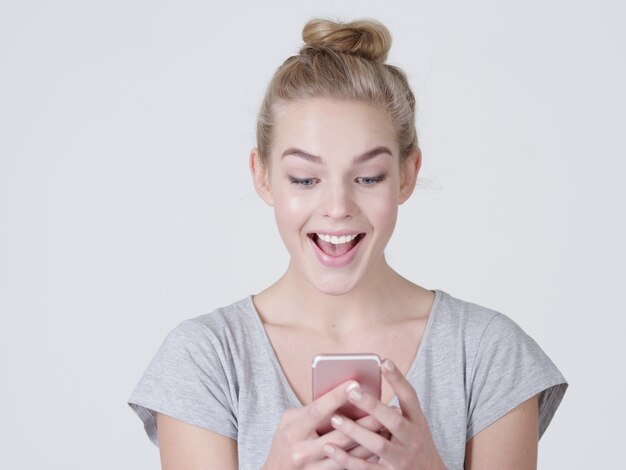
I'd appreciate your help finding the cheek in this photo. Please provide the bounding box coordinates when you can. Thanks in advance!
[273,189,310,231]
[365,190,398,230]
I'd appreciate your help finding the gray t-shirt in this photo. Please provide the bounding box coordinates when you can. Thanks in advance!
[128,289,567,469]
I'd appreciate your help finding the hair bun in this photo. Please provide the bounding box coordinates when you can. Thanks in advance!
[301,18,391,63]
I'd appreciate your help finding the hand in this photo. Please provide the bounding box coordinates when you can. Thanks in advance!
[261,379,388,469]
[322,359,447,469]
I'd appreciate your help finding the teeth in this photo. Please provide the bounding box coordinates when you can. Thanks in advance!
[316,233,360,245]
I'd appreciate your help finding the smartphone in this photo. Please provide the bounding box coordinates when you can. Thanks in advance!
[311,353,382,435]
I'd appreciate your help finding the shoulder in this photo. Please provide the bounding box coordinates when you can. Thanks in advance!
[411,290,567,453]
[169,295,255,342]
[155,295,257,369]
[433,291,569,441]
[127,298,253,446]
[435,290,545,359]
[434,289,550,360]
[430,290,550,382]
[432,289,509,344]
[189,295,253,327]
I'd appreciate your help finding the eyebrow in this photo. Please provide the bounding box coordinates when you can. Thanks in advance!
[281,146,393,164]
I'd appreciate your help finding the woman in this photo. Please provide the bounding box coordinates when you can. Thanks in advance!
[128,17,567,469]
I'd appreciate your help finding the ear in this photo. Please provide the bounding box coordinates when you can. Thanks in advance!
[249,147,274,206]
[398,147,421,205]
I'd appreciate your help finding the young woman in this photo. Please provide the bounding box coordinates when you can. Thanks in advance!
[128,17,567,469]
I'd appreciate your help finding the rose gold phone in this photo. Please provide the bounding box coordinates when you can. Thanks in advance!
[311,353,382,435]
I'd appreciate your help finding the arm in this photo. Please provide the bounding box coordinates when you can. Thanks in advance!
[157,412,238,470]
[465,394,539,470]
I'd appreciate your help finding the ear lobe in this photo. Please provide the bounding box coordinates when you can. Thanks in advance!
[398,147,421,205]
[249,148,274,206]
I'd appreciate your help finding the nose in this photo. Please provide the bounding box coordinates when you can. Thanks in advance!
[321,181,357,220]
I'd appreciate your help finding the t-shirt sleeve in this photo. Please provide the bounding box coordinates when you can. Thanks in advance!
[127,319,238,446]
[466,312,568,441]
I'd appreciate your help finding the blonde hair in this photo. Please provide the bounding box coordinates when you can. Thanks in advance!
[256,17,418,165]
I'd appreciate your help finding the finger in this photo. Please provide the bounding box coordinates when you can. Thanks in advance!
[314,409,384,462]
[302,379,360,436]
[348,444,377,461]
[344,384,413,446]
[316,443,378,470]
[329,414,397,465]
[323,441,381,469]
[381,358,423,423]
[319,412,384,449]
[315,418,386,470]
[355,412,387,431]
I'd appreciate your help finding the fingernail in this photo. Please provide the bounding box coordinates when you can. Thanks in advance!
[383,359,394,371]
[331,415,343,427]
[345,381,360,393]
[349,387,362,400]
[324,444,335,455]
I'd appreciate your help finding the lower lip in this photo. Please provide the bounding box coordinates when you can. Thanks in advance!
[308,235,365,268]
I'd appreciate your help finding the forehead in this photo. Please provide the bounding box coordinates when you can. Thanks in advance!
[273,98,397,157]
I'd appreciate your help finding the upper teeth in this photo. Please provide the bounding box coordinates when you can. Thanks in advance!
[316,233,360,245]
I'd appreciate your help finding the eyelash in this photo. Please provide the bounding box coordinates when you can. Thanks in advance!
[288,175,387,188]
[357,175,387,185]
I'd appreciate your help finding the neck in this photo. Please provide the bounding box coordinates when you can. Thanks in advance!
[259,255,422,339]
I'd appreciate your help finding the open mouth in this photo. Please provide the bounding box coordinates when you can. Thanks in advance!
[307,233,366,257]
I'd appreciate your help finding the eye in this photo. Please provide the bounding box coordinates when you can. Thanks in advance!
[355,174,387,185]
[288,176,318,187]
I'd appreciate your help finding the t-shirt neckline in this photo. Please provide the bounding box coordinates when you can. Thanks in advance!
[245,289,444,409]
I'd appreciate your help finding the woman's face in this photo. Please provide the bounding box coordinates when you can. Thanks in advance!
[252,97,418,296]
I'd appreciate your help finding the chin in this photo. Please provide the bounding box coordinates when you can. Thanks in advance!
[307,275,361,297]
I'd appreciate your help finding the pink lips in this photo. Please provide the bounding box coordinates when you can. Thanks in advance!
[308,234,365,268]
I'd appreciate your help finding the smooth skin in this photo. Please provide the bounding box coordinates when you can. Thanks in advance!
[156,98,540,468]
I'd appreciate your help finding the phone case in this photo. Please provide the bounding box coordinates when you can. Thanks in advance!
[311,353,381,435]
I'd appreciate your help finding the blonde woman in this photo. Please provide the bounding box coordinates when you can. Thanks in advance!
[129,17,567,469]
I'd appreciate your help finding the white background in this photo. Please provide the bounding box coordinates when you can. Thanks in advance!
[1,0,624,468]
